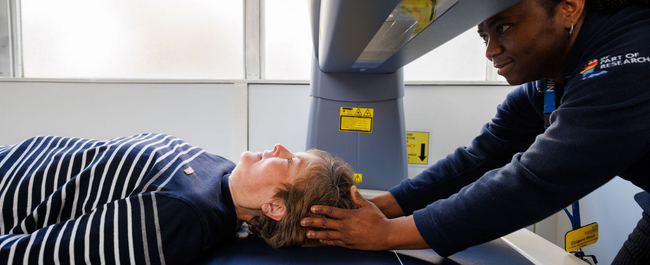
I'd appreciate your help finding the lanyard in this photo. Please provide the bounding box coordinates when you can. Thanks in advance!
[543,80,556,129]
[543,80,581,230]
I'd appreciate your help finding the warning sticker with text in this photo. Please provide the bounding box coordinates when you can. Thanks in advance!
[407,131,430,165]
[339,107,373,133]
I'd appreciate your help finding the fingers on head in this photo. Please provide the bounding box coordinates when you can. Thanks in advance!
[311,230,341,241]
[321,239,346,247]
[320,218,328,228]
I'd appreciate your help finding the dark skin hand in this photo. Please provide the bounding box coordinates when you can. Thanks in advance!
[300,186,428,250]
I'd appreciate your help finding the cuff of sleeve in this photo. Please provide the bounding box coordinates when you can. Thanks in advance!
[388,179,418,216]
[412,208,465,257]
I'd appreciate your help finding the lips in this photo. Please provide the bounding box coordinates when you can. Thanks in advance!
[494,60,513,76]
[493,60,512,69]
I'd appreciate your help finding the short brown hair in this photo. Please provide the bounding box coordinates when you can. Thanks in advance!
[246,149,357,248]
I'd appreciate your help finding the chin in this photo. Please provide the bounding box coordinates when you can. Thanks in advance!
[503,75,534,86]
[505,78,523,85]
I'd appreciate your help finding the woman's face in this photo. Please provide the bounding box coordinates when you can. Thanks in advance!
[232,144,313,209]
[478,0,572,84]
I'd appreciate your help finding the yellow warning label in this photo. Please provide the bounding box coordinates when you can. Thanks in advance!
[400,0,437,35]
[565,222,599,252]
[407,131,429,165]
[339,107,373,133]
[354,173,362,183]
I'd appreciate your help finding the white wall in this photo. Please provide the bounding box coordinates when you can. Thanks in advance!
[0,81,243,161]
[0,80,644,264]
[402,85,513,178]
[560,178,644,264]
[248,84,311,153]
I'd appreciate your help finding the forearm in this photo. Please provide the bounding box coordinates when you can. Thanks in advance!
[390,93,542,215]
[369,192,404,218]
[386,215,429,250]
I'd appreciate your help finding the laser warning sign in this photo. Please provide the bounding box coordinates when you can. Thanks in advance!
[339,107,373,133]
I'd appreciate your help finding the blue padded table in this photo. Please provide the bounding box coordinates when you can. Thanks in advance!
[195,235,534,265]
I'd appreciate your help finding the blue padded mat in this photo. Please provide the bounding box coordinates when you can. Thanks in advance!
[196,235,534,264]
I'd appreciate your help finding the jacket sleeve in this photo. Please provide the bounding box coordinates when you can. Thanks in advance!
[0,194,205,265]
[409,26,650,256]
[389,83,545,216]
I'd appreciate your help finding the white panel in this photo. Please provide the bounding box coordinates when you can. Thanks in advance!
[264,0,311,80]
[248,84,310,153]
[403,85,513,178]
[0,82,237,160]
[21,0,244,79]
[404,27,487,81]
[232,82,249,163]
[571,178,644,265]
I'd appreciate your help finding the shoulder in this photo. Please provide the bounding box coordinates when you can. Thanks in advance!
[501,81,541,111]
[564,6,650,96]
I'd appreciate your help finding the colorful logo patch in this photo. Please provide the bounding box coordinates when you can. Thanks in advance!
[580,59,608,80]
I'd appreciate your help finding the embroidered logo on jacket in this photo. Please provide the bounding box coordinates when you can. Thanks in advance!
[581,52,649,80]
[580,59,608,80]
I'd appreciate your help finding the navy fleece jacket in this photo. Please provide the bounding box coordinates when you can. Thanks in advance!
[389,5,650,257]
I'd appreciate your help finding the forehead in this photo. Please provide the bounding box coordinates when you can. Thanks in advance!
[478,0,542,30]
[294,152,315,169]
[290,152,317,179]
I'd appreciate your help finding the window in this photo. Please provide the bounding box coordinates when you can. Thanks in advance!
[21,0,244,79]
[14,1,502,82]
[263,0,312,80]
[404,26,489,81]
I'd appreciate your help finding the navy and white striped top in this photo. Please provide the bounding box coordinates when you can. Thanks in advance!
[0,133,238,265]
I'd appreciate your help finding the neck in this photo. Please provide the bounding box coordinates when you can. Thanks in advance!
[552,7,589,84]
[228,173,258,222]
[235,207,258,222]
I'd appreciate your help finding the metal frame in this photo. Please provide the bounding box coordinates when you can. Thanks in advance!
[0,0,22,78]
[9,0,20,77]
[245,0,261,80]
[0,0,10,77]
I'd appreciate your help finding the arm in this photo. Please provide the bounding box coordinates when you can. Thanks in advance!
[389,84,544,215]
[302,84,545,251]
[0,194,204,265]
[368,192,404,219]
[0,134,225,264]
[412,21,650,255]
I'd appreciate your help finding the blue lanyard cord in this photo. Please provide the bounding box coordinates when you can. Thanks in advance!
[543,80,581,230]
[543,80,556,129]
[563,202,582,230]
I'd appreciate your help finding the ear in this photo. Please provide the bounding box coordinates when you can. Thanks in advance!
[559,0,586,27]
[261,200,286,221]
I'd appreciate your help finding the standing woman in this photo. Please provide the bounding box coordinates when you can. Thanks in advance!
[301,0,650,264]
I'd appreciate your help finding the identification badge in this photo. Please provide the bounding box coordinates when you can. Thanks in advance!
[565,222,599,252]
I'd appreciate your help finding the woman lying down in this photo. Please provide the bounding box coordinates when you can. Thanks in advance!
[0,133,357,264]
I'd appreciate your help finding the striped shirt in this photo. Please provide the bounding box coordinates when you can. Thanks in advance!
[0,133,238,265]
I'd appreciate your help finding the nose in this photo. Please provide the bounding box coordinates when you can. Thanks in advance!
[273,144,294,159]
[485,36,503,62]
